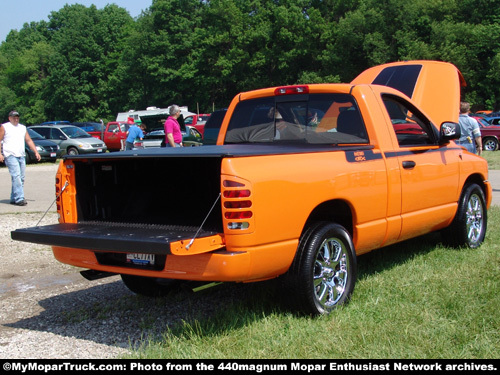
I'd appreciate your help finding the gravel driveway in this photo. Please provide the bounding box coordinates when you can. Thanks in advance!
[0,210,247,359]
[0,212,132,358]
[0,165,243,359]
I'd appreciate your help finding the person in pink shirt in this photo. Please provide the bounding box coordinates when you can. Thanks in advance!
[164,105,183,147]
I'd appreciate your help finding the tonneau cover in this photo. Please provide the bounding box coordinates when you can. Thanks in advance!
[65,144,371,160]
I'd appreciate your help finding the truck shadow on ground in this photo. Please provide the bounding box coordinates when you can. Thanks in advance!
[4,231,461,353]
[5,277,255,351]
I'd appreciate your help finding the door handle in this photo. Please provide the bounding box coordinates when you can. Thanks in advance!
[402,161,416,169]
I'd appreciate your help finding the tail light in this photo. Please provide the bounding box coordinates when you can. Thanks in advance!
[274,85,309,96]
[222,178,253,231]
[55,176,62,213]
[55,163,72,222]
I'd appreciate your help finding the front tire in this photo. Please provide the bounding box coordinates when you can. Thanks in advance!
[442,183,487,248]
[67,147,79,156]
[288,222,357,315]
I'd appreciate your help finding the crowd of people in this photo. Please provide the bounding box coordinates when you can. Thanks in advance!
[124,104,184,149]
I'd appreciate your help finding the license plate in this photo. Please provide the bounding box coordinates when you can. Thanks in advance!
[126,253,155,266]
[97,148,103,153]
[50,152,56,157]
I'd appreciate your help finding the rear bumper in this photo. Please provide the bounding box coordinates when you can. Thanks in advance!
[52,246,255,282]
[12,223,298,282]
[50,238,298,283]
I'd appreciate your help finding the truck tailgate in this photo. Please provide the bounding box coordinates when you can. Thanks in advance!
[11,222,220,254]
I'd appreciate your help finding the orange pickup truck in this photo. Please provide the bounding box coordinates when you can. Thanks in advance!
[12,61,492,315]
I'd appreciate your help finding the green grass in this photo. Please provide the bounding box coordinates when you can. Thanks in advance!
[482,150,500,170]
[125,207,500,359]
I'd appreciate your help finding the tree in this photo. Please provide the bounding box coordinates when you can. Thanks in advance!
[44,4,134,121]
[1,0,500,120]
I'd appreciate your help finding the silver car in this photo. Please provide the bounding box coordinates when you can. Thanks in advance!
[29,125,107,156]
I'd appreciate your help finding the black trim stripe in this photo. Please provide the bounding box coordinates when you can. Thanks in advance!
[345,146,463,163]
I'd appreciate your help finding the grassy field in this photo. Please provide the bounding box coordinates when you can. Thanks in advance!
[124,152,500,359]
[482,150,500,169]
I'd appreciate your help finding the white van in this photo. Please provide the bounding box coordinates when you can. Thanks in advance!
[116,106,194,123]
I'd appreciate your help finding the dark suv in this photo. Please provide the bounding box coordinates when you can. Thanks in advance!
[202,109,227,145]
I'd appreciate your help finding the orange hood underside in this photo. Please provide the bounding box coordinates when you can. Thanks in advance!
[351,60,466,126]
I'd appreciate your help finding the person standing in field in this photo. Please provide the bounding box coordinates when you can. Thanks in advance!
[164,105,183,147]
[458,101,482,155]
[0,111,40,206]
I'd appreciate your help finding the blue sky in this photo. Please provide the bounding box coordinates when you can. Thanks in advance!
[0,0,152,42]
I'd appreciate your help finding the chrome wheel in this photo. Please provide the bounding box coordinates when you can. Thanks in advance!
[313,237,350,308]
[466,192,485,245]
[442,183,487,248]
[483,138,498,151]
[290,222,356,315]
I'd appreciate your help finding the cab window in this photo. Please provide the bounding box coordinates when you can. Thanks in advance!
[224,94,368,145]
[382,95,437,146]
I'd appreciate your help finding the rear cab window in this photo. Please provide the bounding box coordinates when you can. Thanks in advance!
[224,94,369,145]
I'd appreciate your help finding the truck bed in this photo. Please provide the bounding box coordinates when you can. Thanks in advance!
[11,144,371,254]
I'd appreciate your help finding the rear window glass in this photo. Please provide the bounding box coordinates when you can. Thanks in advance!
[224,94,368,145]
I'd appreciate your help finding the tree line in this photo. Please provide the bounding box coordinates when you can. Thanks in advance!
[0,0,499,125]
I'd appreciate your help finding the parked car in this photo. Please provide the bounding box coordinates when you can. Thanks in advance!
[471,116,491,128]
[40,121,71,125]
[184,114,208,136]
[479,125,500,151]
[202,109,227,145]
[72,122,105,137]
[134,125,203,148]
[471,116,500,151]
[486,116,500,126]
[29,125,107,156]
[26,128,61,163]
[474,110,492,115]
[198,113,211,122]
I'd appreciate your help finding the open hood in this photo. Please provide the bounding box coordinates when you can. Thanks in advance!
[352,60,466,125]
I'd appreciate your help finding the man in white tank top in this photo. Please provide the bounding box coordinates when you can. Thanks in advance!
[0,111,40,205]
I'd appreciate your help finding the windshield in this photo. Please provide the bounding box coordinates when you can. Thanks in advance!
[27,128,44,140]
[224,94,368,145]
[60,126,93,139]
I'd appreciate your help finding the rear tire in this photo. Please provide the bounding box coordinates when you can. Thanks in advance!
[288,222,357,315]
[442,183,487,248]
[121,274,179,297]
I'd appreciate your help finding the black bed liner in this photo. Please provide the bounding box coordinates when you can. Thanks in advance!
[11,222,218,254]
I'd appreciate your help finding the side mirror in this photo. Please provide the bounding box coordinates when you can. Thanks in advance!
[440,122,461,143]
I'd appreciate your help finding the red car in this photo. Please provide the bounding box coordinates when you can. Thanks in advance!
[80,121,132,151]
[184,114,211,136]
[473,116,500,151]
